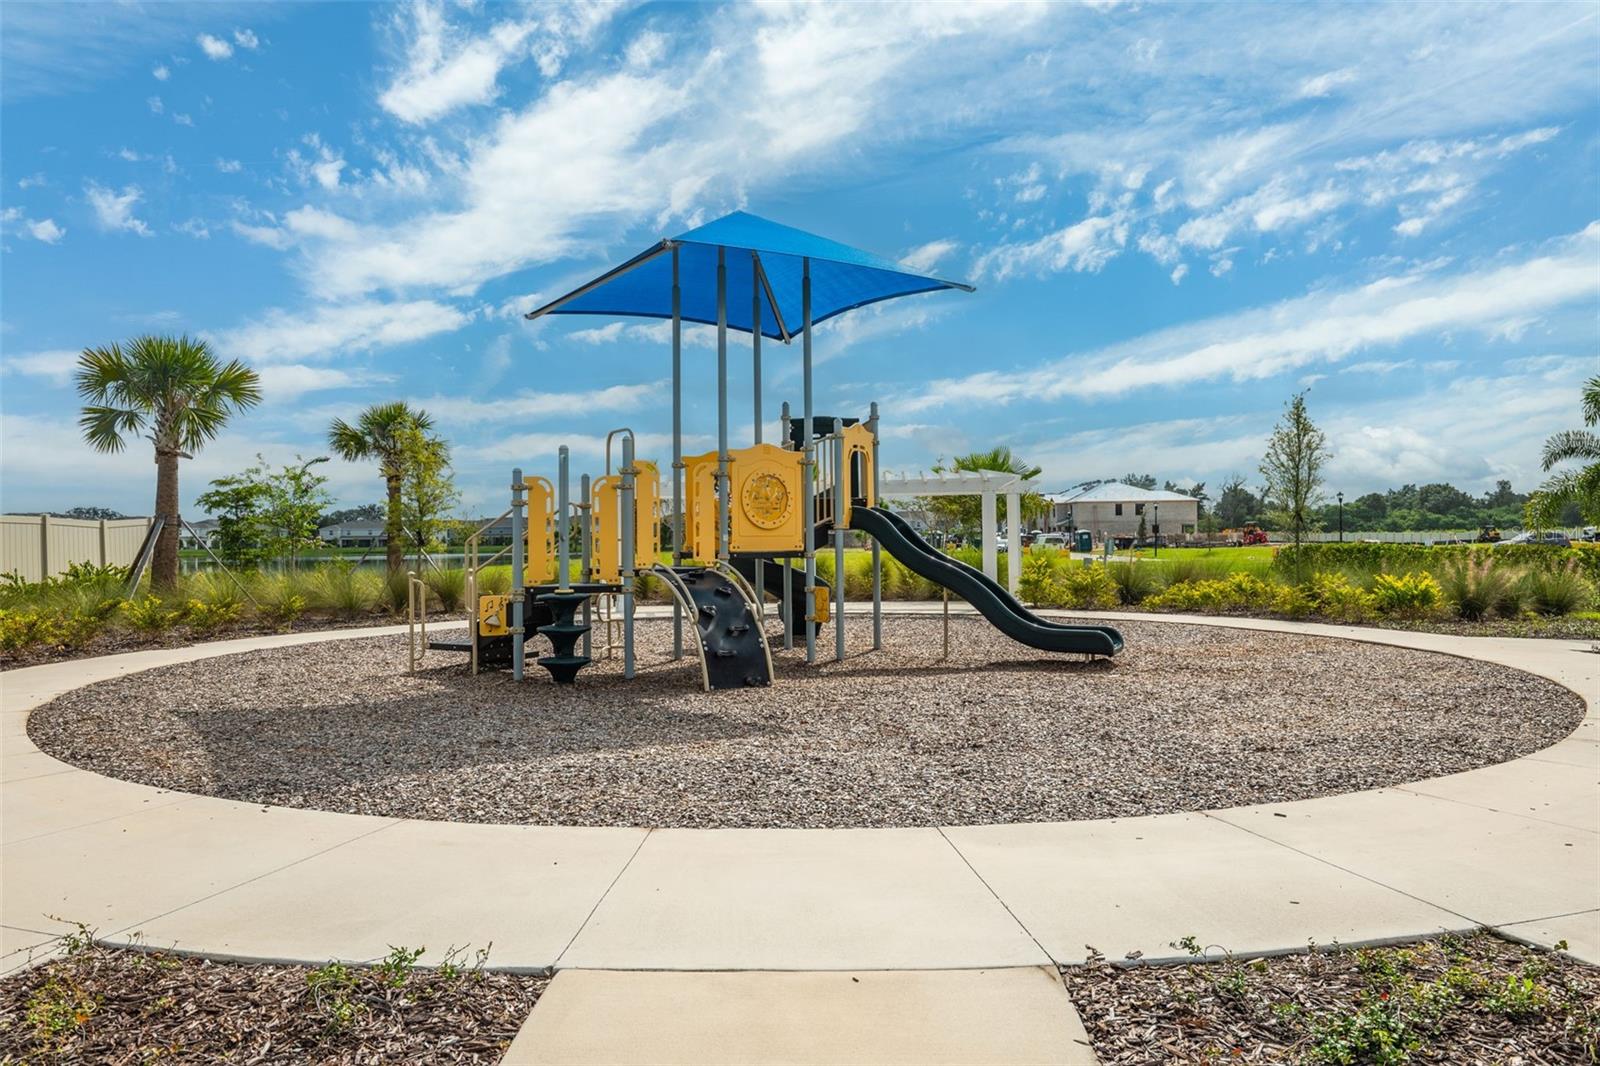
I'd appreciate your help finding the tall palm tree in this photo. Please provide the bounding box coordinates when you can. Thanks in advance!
[1527,375,1600,528]
[327,402,436,575]
[76,335,262,590]
[928,446,1048,531]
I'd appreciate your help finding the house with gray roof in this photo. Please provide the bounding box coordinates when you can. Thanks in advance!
[1043,482,1200,543]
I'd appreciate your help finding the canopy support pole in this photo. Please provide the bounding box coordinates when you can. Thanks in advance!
[716,246,730,562]
[869,400,881,651]
[780,401,794,653]
[802,256,816,665]
[752,251,763,610]
[670,246,683,659]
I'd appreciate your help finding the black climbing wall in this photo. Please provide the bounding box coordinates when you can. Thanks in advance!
[676,568,773,689]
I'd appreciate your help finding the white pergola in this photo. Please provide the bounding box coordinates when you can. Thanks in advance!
[879,469,1027,595]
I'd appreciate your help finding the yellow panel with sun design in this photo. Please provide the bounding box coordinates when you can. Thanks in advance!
[729,443,806,554]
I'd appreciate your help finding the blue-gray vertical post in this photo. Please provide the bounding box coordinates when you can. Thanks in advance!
[620,434,636,679]
[510,467,525,682]
[868,401,882,651]
[715,246,730,562]
[801,257,816,665]
[752,252,763,614]
[579,472,592,660]
[557,446,571,592]
[833,417,846,662]
[670,245,683,660]
[780,401,793,652]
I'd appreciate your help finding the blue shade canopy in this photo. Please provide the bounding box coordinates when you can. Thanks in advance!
[524,211,973,342]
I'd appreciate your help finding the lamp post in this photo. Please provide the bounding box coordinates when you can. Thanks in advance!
[1337,492,1344,543]
[1153,503,1159,558]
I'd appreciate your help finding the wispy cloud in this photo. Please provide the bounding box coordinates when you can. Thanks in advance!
[2,207,65,244]
[84,182,152,236]
[0,349,81,385]
[214,299,471,363]
[904,223,1600,410]
[197,33,233,60]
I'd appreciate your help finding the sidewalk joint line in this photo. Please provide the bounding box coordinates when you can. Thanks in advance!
[1494,906,1600,927]
[1390,784,1599,835]
[100,818,404,946]
[935,827,1056,967]
[3,795,192,849]
[1200,811,1484,927]
[551,828,653,971]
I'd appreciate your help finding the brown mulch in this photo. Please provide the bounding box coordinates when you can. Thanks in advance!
[0,612,467,671]
[25,616,1585,829]
[1062,931,1599,1064]
[0,937,543,1064]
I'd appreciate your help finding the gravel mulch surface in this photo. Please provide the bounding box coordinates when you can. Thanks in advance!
[1062,930,1599,1063]
[0,935,543,1064]
[26,617,1585,829]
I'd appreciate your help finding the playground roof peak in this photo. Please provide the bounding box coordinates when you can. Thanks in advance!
[524,210,974,342]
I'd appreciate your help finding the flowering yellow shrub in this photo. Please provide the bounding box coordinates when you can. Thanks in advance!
[1371,572,1442,616]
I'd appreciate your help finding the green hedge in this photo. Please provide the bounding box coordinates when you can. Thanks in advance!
[1273,541,1600,582]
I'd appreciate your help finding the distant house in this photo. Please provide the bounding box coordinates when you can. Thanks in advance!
[1043,482,1200,542]
[178,519,221,550]
[318,522,388,548]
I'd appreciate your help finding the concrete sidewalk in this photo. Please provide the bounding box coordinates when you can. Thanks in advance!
[2,610,1596,1062]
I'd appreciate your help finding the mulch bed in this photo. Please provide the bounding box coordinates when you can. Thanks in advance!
[25,616,1584,829]
[1061,930,1598,1063]
[0,936,543,1064]
[0,612,467,671]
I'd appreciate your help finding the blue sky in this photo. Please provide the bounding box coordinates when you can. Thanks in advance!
[2,0,1597,518]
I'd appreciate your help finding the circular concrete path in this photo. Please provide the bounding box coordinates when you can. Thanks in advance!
[3,609,1596,982]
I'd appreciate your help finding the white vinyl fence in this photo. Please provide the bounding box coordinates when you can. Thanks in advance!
[0,515,154,583]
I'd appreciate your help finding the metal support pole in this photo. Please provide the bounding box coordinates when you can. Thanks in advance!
[670,245,683,659]
[780,401,793,652]
[557,447,571,592]
[832,422,845,662]
[510,467,526,682]
[802,257,816,665]
[753,252,764,615]
[620,435,637,679]
[580,473,592,660]
[716,246,731,562]
[868,401,882,651]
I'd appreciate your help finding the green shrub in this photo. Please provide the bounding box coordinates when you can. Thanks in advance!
[383,568,411,614]
[1056,563,1120,610]
[1371,572,1442,616]
[262,593,306,629]
[181,599,241,634]
[1522,563,1593,616]
[1156,555,1229,588]
[121,594,178,632]
[309,564,383,618]
[1437,557,1517,621]
[1306,572,1376,622]
[1277,541,1600,584]
[1145,572,1284,613]
[1019,552,1057,605]
[1107,561,1157,604]
[476,565,512,596]
[425,567,468,611]
[183,571,247,613]
[0,609,53,651]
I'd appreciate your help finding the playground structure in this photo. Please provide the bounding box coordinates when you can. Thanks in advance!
[418,212,1123,689]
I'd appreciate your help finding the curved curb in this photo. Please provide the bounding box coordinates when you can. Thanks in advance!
[2,612,1595,976]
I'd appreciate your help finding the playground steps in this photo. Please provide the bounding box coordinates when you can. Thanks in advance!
[536,591,593,684]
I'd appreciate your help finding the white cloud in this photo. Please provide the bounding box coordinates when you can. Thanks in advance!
[216,158,242,173]
[1169,263,1189,285]
[84,182,152,236]
[146,95,163,114]
[287,133,345,190]
[902,223,1600,411]
[230,220,292,249]
[420,381,665,424]
[152,64,170,81]
[18,173,47,189]
[974,214,1129,280]
[233,28,259,50]
[174,218,210,239]
[2,207,65,244]
[900,238,960,275]
[1296,67,1358,98]
[173,112,194,127]
[0,349,80,385]
[254,364,385,402]
[197,33,233,60]
[214,299,471,363]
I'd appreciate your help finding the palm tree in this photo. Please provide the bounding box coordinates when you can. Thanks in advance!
[927,446,1049,532]
[1527,375,1600,528]
[76,335,262,590]
[327,402,436,575]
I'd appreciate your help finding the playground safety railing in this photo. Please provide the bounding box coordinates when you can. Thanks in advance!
[406,570,427,673]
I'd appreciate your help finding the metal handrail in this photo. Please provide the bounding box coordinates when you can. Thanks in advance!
[406,570,428,673]
[650,565,710,691]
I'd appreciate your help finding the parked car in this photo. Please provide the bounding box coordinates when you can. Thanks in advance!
[1497,531,1572,547]
[1037,532,1067,549]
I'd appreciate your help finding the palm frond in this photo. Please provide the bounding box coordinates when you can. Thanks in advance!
[1541,430,1600,471]
[78,405,146,453]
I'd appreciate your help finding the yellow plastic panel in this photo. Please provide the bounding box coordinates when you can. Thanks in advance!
[841,423,876,529]
[633,460,662,569]
[684,450,719,562]
[591,461,664,583]
[812,585,830,623]
[728,443,806,554]
[478,594,510,636]
[524,476,555,584]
